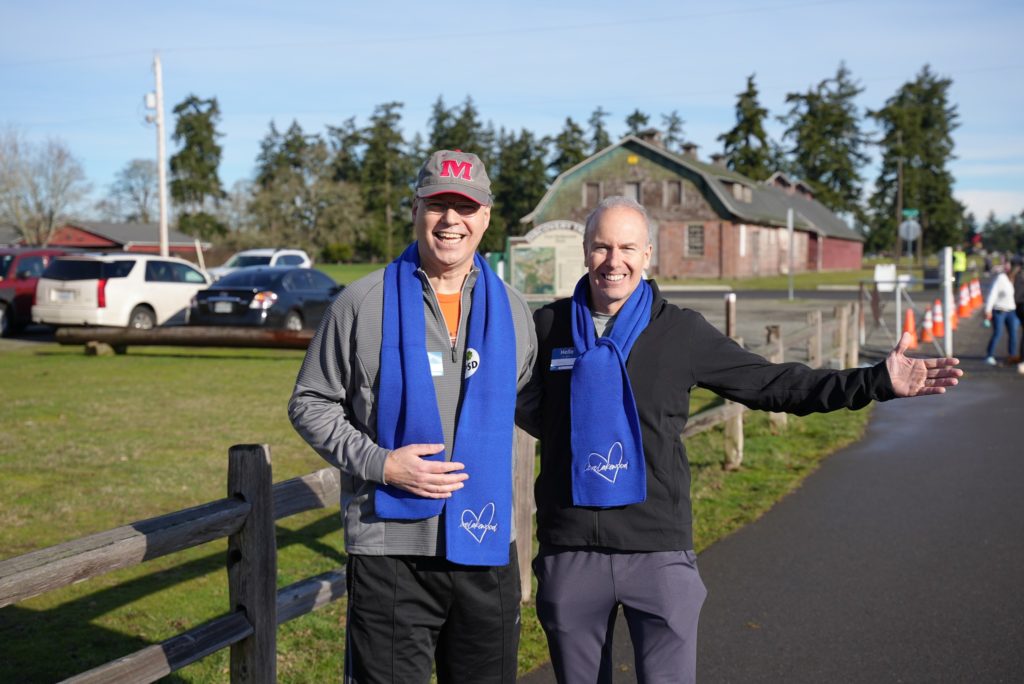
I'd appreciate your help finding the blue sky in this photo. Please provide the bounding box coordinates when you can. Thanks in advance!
[3,0,1022,222]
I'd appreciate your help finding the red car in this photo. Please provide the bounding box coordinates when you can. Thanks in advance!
[0,247,71,336]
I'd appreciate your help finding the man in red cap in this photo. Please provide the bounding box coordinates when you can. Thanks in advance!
[291,150,536,683]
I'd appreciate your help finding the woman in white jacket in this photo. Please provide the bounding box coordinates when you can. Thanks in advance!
[983,261,1019,365]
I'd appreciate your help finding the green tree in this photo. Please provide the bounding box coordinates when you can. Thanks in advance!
[624,109,650,136]
[326,117,363,182]
[660,110,686,153]
[588,106,612,153]
[427,96,492,163]
[489,128,549,250]
[249,120,368,255]
[361,102,413,261]
[781,63,869,219]
[867,65,962,253]
[169,95,226,239]
[548,117,588,178]
[718,74,773,181]
[980,211,1024,255]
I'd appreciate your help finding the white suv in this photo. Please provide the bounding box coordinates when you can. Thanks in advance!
[33,254,211,329]
[208,248,312,281]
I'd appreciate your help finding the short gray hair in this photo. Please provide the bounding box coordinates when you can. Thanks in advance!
[583,195,653,246]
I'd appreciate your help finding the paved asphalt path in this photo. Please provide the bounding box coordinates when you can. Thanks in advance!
[521,305,1024,683]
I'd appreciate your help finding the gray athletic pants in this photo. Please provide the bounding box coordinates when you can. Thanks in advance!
[533,546,707,684]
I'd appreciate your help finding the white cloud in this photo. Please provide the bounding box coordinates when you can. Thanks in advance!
[954,189,1024,220]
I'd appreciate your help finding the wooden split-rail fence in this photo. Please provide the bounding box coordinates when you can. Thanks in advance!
[2,301,861,682]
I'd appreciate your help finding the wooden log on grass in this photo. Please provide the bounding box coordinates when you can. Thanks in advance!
[55,326,313,350]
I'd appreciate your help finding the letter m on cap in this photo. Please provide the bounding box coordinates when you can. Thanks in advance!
[440,159,473,180]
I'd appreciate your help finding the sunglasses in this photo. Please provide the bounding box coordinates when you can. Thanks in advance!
[422,199,482,217]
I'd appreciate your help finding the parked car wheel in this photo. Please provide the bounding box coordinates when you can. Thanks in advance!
[128,305,156,330]
[283,310,303,331]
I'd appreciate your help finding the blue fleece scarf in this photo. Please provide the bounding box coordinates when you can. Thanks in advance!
[375,243,517,566]
[570,276,652,507]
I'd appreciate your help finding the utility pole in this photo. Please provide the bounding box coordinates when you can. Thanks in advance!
[145,53,170,257]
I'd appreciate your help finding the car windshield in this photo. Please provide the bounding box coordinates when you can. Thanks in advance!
[214,269,282,288]
[43,259,136,280]
[0,255,12,279]
[225,255,272,268]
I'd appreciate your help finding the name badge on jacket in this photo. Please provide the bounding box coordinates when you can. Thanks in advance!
[550,347,578,372]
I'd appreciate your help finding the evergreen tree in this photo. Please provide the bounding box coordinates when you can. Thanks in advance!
[979,212,1024,255]
[781,63,869,219]
[588,106,612,153]
[361,102,412,260]
[427,95,455,151]
[548,117,588,178]
[489,128,549,250]
[867,65,962,253]
[326,116,363,182]
[660,110,686,153]
[718,74,773,181]
[427,96,492,163]
[249,120,368,256]
[624,109,650,136]
[169,95,226,238]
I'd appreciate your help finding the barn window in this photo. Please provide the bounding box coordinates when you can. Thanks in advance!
[624,182,641,203]
[665,180,682,206]
[687,224,705,257]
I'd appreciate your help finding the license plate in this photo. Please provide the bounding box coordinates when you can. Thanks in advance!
[213,301,233,314]
[55,290,75,302]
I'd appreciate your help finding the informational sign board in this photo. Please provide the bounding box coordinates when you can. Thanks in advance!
[508,220,585,297]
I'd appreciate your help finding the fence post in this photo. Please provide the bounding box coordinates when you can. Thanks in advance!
[806,310,823,368]
[227,445,277,684]
[835,305,849,368]
[848,301,861,367]
[513,428,536,602]
[723,292,744,471]
[765,325,788,432]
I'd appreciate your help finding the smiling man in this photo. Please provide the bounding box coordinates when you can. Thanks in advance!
[516,195,963,684]
[289,150,536,683]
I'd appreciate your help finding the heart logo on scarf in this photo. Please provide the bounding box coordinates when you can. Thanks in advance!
[460,502,498,543]
[586,442,629,484]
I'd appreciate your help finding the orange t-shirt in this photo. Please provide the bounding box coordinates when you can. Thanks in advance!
[435,291,461,344]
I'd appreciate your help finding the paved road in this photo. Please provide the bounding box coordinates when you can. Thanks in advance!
[520,301,1024,682]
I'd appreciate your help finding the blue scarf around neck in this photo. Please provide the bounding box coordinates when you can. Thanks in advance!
[570,276,652,507]
[375,243,517,566]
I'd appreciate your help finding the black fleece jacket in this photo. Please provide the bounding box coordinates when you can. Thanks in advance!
[518,281,897,552]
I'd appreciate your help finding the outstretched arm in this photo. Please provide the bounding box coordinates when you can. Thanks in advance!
[885,332,963,397]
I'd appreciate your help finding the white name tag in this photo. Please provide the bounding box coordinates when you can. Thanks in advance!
[428,351,444,377]
[550,347,578,372]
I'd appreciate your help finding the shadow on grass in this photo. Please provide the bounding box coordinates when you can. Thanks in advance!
[0,513,345,682]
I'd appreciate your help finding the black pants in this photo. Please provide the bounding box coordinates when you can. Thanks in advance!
[345,544,520,684]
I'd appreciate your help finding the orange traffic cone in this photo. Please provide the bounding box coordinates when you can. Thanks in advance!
[970,278,983,311]
[950,303,959,331]
[920,308,934,343]
[902,308,919,349]
[957,284,971,319]
[932,299,945,338]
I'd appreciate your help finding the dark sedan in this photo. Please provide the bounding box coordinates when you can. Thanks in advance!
[187,267,341,330]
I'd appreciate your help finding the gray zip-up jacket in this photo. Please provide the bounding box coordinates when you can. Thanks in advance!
[288,265,536,557]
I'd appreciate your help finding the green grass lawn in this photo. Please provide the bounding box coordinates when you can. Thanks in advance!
[0,344,871,681]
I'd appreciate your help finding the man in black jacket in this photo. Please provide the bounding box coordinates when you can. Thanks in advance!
[516,196,962,684]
